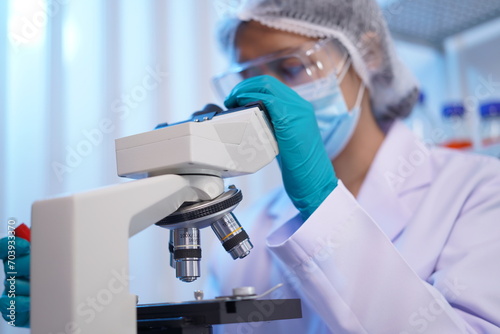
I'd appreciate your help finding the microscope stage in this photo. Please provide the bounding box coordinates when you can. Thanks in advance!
[137,298,302,333]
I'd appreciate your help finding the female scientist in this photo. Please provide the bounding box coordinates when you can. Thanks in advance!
[2,0,500,332]
[207,0,500,333]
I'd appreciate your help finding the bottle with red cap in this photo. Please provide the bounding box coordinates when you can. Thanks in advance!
[479,102,500,158]
[440,103,473,150]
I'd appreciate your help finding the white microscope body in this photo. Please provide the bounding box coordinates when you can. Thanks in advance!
[30,104,278,334]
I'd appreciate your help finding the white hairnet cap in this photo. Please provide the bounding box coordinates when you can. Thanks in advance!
[216,0,420,126]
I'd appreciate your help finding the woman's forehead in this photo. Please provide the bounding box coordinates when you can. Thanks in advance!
[233,21,315,63]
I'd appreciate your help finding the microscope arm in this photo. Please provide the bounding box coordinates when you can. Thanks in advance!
[31,174,223,334]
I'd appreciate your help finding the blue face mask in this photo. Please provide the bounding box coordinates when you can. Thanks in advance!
[293,61,365,159]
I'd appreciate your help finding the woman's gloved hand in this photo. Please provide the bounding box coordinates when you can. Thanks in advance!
[0,233,30,327]
[225,75,338,219]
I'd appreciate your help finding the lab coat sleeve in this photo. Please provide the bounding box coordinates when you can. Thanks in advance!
[266,180,489,333]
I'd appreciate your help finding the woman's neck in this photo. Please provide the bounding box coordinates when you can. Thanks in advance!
[333,94,385,197]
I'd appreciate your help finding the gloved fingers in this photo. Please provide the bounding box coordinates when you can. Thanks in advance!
[225,91,304,134]
[0,294,30,327]
[0,237,30,261]
[0,294,30,313]
[225,75,301,110]
[3,278,30,296]
[225,78,318,130]
[225,91,278,118]
[1,310,30,328]
[3,254,30,278]
[230,93,320,146]
[225,75,290,98]
[224,81,278,109]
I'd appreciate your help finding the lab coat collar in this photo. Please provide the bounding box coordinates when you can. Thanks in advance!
[369,120,433,195]
[357,120,434,240]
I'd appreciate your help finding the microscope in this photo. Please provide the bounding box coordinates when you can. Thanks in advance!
[30,103,302,333]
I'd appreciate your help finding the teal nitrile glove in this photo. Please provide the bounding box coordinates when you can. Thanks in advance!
[225,75,338,219]
[0,236,30,327]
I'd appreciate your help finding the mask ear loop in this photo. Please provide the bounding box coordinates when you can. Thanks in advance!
[335,55,366,114]
[353,81,366,110]
[336,55,351,84]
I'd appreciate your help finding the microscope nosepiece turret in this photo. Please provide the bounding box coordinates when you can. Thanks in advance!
[157,186,251,282]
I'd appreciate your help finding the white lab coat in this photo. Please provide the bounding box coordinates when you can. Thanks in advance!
[208,121,500,333]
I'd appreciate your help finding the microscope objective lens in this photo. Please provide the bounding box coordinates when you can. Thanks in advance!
[211,213,253,260]
[172,227,201,282]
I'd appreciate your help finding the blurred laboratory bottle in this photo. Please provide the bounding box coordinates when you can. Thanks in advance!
[440,103,473,150]
[404,92,436,144]
[479,102,500,158]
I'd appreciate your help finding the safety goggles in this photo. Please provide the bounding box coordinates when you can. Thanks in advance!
[212,38,350,101]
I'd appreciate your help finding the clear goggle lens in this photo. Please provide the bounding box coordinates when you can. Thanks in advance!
[212,38,349,101]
